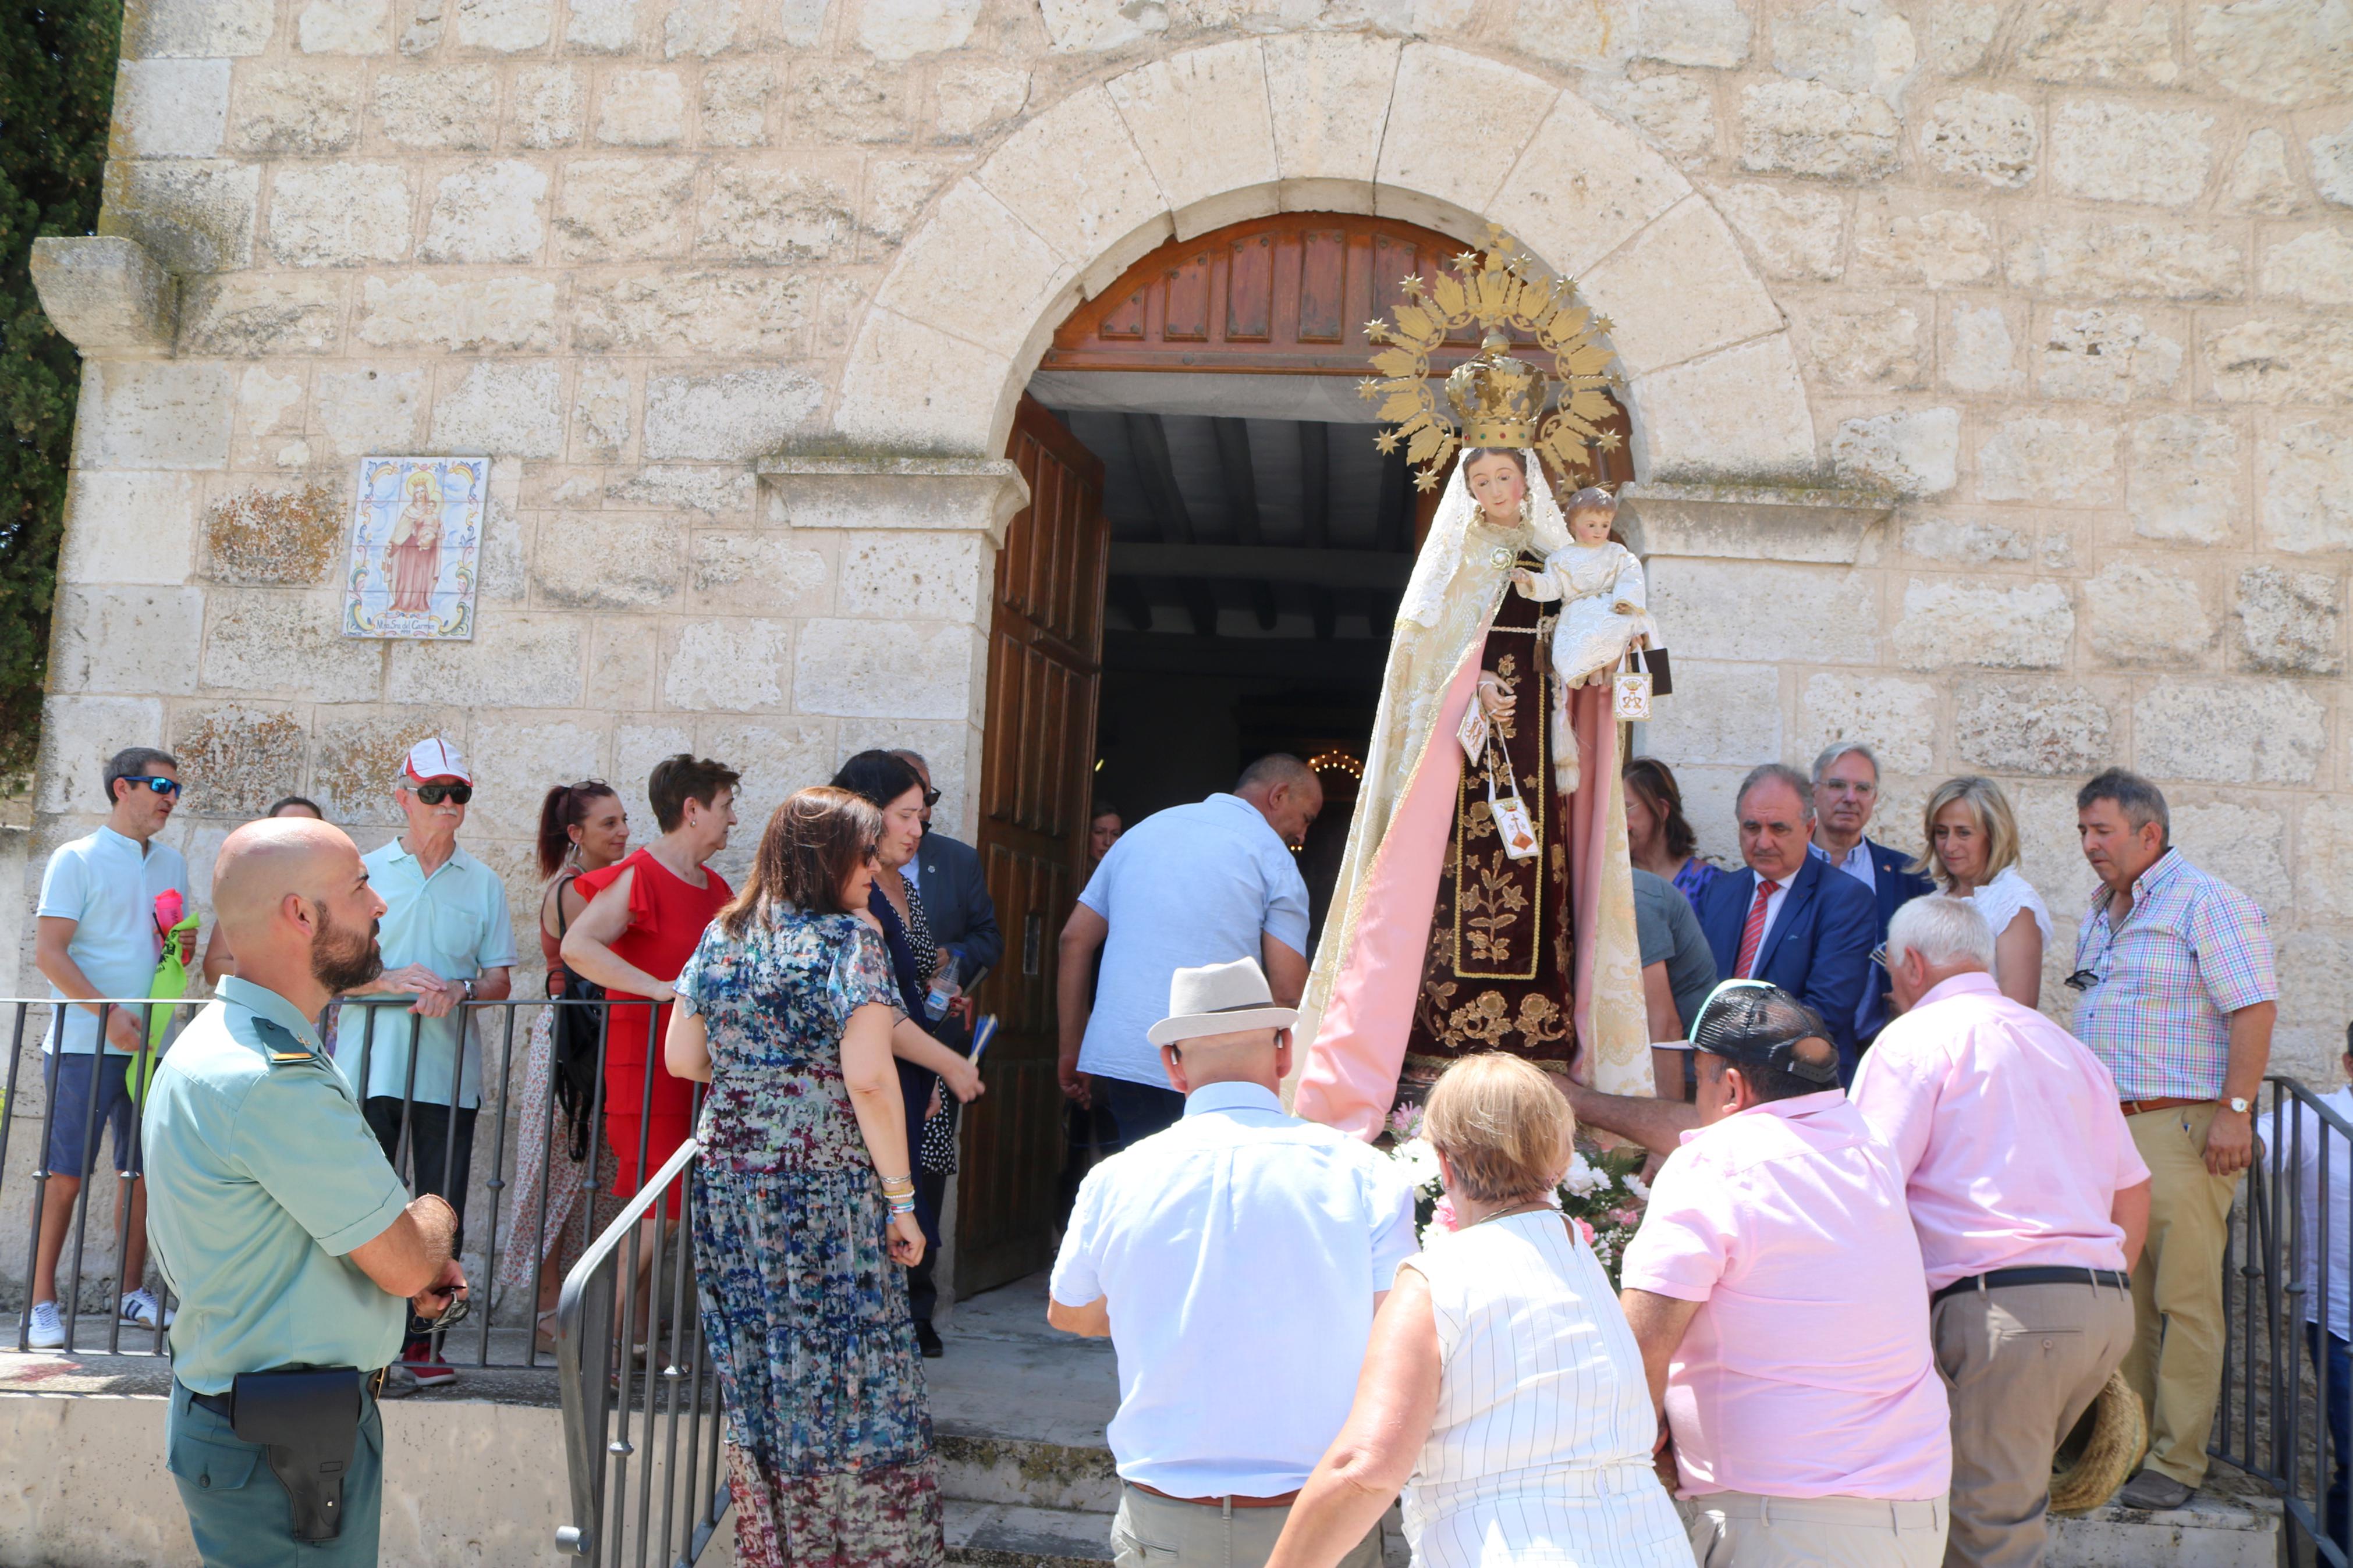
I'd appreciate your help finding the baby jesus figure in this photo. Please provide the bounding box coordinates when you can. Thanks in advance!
[1509,486,1658,794]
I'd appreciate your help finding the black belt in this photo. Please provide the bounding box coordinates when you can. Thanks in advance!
[189,1366,388,1421]
[1930,1266,2130,1306]
[185,1368,388,1542]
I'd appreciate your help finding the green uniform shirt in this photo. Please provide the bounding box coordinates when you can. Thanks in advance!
[141,976,411,1395]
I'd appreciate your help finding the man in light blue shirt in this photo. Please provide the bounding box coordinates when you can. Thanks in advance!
[29,745,195,1346]
[1056,755,1319,1148]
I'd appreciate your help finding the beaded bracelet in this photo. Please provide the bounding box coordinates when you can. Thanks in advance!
[889,1199,917,1215]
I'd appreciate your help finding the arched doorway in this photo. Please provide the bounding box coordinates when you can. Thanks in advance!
[953,213,1631,1294]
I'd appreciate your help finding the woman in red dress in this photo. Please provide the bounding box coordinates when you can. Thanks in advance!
[560,753,741,1213]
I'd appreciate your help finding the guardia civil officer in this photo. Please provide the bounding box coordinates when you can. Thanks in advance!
[143,817,467,1565]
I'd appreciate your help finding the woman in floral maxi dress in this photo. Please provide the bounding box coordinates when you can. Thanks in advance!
[664,784,942,1567]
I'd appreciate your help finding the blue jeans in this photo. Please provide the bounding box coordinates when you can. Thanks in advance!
[1095,1076,1186,1150]
[2307,1322,2351,1555]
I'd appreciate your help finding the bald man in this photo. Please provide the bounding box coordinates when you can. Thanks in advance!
[142,819,466,1567]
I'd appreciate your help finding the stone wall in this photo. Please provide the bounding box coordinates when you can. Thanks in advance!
[33,0,2353,1079]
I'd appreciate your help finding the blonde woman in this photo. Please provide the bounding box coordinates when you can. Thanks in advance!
[1266,1053,1687,1568]
[1915,776,2051,1008]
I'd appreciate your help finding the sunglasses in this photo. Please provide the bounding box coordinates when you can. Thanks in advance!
[119,776,182,798]
[920,787,941,809]
[412,783,473,806]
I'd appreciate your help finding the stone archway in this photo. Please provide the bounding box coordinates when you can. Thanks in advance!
[829,36,1819,486]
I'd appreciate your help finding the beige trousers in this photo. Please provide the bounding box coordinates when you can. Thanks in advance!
[2123,1103,2244,1488]
[1932,1279,2137,1568]
[1680,1492,1948,1568]
[1110,1483,1383,1568]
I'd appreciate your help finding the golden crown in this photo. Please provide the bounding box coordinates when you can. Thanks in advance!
[1360,227,1623,491]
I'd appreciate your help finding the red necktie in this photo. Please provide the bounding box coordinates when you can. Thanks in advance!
[1734,879,1781,978]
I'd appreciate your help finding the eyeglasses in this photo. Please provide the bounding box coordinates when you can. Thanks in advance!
[920,787,941,809]
[412,783,473,806]
[860,843,881,865]
[2063,969,2102,993]
[118,776,182,798]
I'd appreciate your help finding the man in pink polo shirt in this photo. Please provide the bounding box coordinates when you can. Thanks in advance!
[1852,897,2150,1568]
[1621,982,1951,1568]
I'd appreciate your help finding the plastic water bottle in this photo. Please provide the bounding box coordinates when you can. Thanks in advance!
[924,972,957,1022]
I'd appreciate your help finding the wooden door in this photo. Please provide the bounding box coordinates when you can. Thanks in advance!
[957,396,1108,1296]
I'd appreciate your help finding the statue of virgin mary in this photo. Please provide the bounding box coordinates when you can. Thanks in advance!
[1290,446,1653,1138]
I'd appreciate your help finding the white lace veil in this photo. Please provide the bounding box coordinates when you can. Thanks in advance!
[1395,449,1573,629]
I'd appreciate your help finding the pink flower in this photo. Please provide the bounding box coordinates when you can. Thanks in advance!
[1573,1218,1596,1248]
[1428,1196,1460,1236]
[1609,1207,1643,1228]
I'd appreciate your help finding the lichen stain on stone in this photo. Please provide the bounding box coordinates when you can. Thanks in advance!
[207,482,343,585]
[175,706,307,818]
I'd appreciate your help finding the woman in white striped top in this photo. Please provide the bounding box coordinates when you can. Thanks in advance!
[1266,1054,1688,1568]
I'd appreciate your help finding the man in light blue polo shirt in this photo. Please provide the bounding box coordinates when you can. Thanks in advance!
[28,745,195,1347]
[1056,755,1320,1147]
[145,815,465,1566]
[332,738,512,1385]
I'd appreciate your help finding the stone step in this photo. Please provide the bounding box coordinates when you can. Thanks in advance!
[938,1430,1120,1514]
[945,1501,1115,1568]
[2047,1478,2281,1568]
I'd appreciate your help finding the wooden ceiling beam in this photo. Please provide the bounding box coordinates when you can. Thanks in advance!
[1211,416,1278,630]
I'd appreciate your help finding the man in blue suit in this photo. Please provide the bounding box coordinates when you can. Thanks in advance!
[1694,763,1879,1082]
[1808,742,1936,1048]
[890,749,1003,1356]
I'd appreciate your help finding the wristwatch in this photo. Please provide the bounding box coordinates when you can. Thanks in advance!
[2226,1096,2252,1115]
[460,977,476,1001]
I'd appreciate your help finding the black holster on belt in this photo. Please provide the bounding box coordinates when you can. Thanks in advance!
[228,1367,363,1543]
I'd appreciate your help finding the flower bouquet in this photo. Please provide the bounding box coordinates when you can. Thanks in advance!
[1384,1101,1652,1285]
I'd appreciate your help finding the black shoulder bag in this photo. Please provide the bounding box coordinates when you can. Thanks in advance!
[548,874,608,1162]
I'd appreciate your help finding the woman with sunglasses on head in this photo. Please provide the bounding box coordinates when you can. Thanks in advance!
[1915,775,2052,1008]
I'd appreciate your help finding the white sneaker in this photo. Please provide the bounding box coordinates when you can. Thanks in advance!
[25,1300,64,1350]
[120,1289,174,1329]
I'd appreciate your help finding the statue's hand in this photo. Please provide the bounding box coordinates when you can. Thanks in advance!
[1510,568,1540,596]
[1477,673,1516,719]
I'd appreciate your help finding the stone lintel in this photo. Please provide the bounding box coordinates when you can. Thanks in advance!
[1619,481,1896,566]
[757,457,1031,549]
[29,236,179,357]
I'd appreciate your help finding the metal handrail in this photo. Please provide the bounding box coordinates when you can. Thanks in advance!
[553,1132,728,1565]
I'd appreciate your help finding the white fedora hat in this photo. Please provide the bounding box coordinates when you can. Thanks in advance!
[1146,957,1298,1047]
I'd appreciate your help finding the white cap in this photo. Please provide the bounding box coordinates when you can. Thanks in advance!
[402,737,471,785]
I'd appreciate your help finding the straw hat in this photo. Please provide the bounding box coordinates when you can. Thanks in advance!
[2049,1370,2149,1514]
[1144,958,1298,1047]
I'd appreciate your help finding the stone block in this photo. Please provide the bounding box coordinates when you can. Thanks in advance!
[124,0,275,55]
[1380,47,1560,220]
[2260,420,2353,552]
[2017,0,2179,83]
[597,68,687,145]
[661,0,743,56]
[430,361,564,457]
[456,0,551,49]
[29,236,179,354]
[1264,34,1397,201]
[695,720,835,864]
[968,85,1166,287]
[203,589,385,701]
[662,618,790,711]
[1490,91,1690,280]
[268,162,411,266]
[574,272,806,355]
[62,472,200,586]
[933,63,1027,143]
[2263,228,2353,305]
[1900,513,2028,563]
[582,617,656,709]
[2038,307,2185,403]
[358,273,558,353]
[73,361,232,471]
[35,695,167,814]
[553,159,694,261]
[2173,801,2294,917]
[2128,413,2240,543]
[1638,0,1750,66]
[2050,100,2215,208]
[1705,182,1845,282]
[112,59,230,159]
[532,513,684,608]
[2227,127,2304,214]
[171,705,307,818]
[2206,317,2353,404]
[1928,1,1999,72]
[793,618,980,720]
[875,183,1076,363]
[2003,218,2246,300]
[421,161,546,264]
[2134,678,2324,783]
[1037,0,1162,49]
[1942,302,2022,393]
[375,66,498,149]
[311,711,455,824]
[204,480,343,585]
[1955,680,2113,775]
[1832,407,1958,495]
[642,368,824,462]
[688,533,830,615]
[1634,333,1820,482]
[1509,0,1637,69]
[1649,559,1879,663]
[384,615,584,707]
[2299,795,2353,920]
[1582,197,1781,378]
[2236,564,2344,672]
[865,160,949,246]
[99,158,261,272]
[1801,673,1937,774]
[1109,41,1278,236]
[2192,0,2353,108]
[833,531,987,621]
[298,0,391,52]
[1978,415,2119,504]
[228,65,362,154]
[1643,660,1781,766]
[858,0,982,59]
[612,466,755,515]
[565,0,638,48]
[1802,303,1922,388]
[179,273,343,357]
[1890,578,2074,669]
[512,66,581,148]
[1852,196,1996,287]
[833,307,1014,456]
[1617,486,1888,563]
[313,365,425,457]
[696,162,854,262]
[2312,118,2353,206]
[783,63,908,144]
[49,586,205,695]
[2084,560,2215,665]
[702,61,776,145]
[1916,89,2038,187]
[1737,79,1900,181]
[1769,0,1916,99]
[1584,74,1716,167]
[465,720,606,838]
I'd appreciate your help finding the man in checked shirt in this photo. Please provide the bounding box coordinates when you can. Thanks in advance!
[2070,768,2278,1512]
